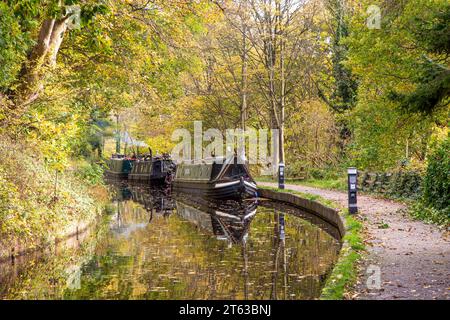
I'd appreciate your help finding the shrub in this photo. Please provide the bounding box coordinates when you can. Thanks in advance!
[422,138,450,216]
[410,201,449,225]
[75,161,105,186]
[284,161,307,178]
[387,170,422,199]
[307,167,341,180]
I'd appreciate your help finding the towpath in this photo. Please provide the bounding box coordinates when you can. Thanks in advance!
[258,182,450,300]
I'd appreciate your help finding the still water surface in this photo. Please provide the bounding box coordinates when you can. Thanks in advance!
[0,182,341,300]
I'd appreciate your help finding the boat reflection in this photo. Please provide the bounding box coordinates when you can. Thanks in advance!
[109,181,259,246]
[175,197,258,246]
[109,184,176,237]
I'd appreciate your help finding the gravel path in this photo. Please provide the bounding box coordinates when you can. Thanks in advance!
[258,182,450,300]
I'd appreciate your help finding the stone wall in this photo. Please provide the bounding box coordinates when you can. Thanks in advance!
[358,170,423,200]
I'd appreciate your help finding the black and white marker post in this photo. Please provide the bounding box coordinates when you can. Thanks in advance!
[348,167,358,214]
[278,162,285,190]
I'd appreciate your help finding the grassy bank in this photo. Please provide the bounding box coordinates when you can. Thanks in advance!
[0,137,107,259]
[320,212,363,300]
[256,176,449,227]
[256,176,347,192]
[258,185,364,300]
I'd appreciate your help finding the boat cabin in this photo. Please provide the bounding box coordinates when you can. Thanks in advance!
[173,156,257,200]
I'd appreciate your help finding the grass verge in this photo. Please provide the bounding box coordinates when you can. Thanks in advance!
[256,176,347,192]
[320,213,363,300]
[258,185,365,300]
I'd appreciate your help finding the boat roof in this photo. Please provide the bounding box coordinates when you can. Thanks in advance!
[176,154,251,182]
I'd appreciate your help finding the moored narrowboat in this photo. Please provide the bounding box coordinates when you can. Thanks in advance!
[173,155,257,200]
[128,154,175,185]
[105,154,136,179]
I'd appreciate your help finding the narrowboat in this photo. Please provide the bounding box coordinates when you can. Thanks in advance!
[128,154,175,185]
[173,155,258,200]
[104,154,136,179]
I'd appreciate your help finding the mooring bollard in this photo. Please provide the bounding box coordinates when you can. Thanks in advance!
[278,162,285,189]
[348,167,358,214]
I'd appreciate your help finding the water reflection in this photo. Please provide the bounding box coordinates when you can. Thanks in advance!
[175,198,257,246]
[110,185,175,238]
[0,182,341,300]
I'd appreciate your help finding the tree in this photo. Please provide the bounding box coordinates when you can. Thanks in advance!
[389,2,450,114]
[318,0,358,152]
[345,0,449,168]
[3,2,106,116]
[244,0,325,167]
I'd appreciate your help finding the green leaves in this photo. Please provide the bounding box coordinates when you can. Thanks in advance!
[344,0,449,170]
[348,0,449,115]
[423,137,450,213]
[0,2,31,90]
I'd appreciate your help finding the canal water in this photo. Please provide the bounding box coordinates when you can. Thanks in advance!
[0,181,341,300]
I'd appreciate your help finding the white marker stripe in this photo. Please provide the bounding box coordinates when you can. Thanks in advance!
[244,210,257,220]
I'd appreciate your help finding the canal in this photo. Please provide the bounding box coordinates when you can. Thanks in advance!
[0,181,341,300]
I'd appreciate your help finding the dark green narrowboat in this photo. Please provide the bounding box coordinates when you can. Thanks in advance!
[128,154,175,185]
[105,155,136,179]
[173,155,257,200]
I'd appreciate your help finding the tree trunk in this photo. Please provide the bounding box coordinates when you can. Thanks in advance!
[48,19,68,67]
[15,19,56,108]
[278,0,286,165]
[240,20,248,131]
[14,15,68,110]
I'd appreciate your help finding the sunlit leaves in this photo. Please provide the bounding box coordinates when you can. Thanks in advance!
[345,0,449,169]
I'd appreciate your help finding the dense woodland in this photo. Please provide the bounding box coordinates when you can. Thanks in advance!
[0,0,448,244]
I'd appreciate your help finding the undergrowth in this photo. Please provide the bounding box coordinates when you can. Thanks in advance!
[0,137,102,251]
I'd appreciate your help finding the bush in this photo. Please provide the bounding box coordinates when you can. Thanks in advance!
[422,138,450,216]
[75,161,105,186]
[284,162,307,178]
[307,167,341,180]
[409,201,449,225]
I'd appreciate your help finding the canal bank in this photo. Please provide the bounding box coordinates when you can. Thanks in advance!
[0,177,107,264]
[257,185,363,300]
[258,182,450,300]
[0,137,109,262]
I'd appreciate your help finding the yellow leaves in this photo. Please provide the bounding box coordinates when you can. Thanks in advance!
[22,111,83,172]
[146,136,176,154]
